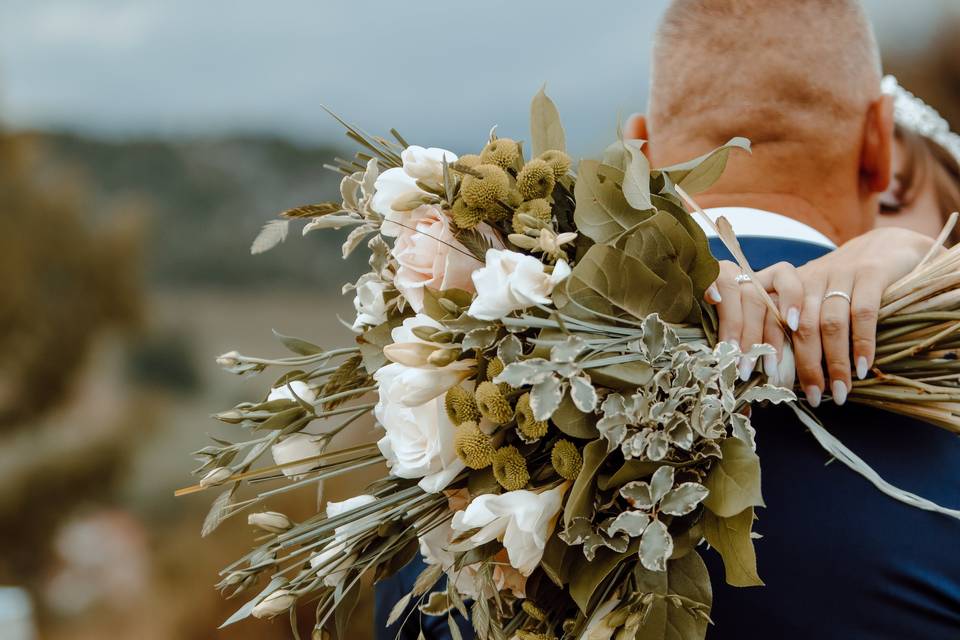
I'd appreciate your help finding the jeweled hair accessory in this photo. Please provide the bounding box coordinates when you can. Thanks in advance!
[883,74,960,167]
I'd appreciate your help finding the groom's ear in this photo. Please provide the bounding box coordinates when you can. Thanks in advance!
[625,113,652,161]
[861,94,894,193]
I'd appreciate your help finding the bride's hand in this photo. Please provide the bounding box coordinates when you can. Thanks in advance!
[792,227,935,406]
[706,260,803,387]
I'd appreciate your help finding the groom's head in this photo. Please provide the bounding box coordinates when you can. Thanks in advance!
[641,0,893,241]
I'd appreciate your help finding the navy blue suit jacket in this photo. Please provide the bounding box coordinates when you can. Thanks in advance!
[375,236,960,639]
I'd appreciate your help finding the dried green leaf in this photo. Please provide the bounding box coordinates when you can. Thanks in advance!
[272,329,324,356]
[703,437,764,518]
[622,140,652,211]
[573,160,652,244]
[702,507,763,587]
[659,137,751,195]
[530,85,566,156]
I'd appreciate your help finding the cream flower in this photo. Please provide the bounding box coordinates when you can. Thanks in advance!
[419,520,526,598]
[391,205,501,312]
[351,274,389,331]
[374,364,466,492]
[270,433,323,478]
[267,380,316,404]
[450,485,566,576]
[372,146,457,237]
[309,495,377,587]
[467,249,571,320]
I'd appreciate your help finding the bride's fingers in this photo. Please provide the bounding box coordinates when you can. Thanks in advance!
[760,262,803,331]
[794,279,827,407]
[761,309,785,385]
[713,262,744,348]
[850,272,883,380]
[821,275,855,406]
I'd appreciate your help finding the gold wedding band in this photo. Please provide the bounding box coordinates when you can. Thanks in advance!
[823,290,852,304]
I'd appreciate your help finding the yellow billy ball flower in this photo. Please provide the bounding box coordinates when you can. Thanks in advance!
[450,198,485,229]
[445,385,481,425]
[516,159,556,200]
[475,381,514,425]
[480,138,522,171]
[551,439,583,480]
[516,393,548,440]
[538,150,572,180]
[520,601,547,621]
[512,198,553,233]
[485,357,505,382]
[461,164,510,210]
[457,154,482,168]
[454,421,495,469]
[493,445,529,491]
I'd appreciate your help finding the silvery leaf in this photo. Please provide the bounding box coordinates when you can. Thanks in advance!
[361,157,379,199]
[570,375,598,413]
[646,431,671,461]
[606,511,650,538]
[342,224,375,259]
[620,481,654,509]
[497,334,523,364]
[667,418,694,450]
[649,466,675,504]
[740,384,797,405]
[641,313,666,360]
[530,375,564,421]
[560,517,596,545]
[600,393,627,417]
[659,482,710,516]
[340,175,361,211]
[639,519,674,572]
[551,335,588,363]
[743,343,776,358]
[730,412,757,450]
[495,359,554,387]
[250,219,289,255]
[462,326,499,351]
[597,415,629,453]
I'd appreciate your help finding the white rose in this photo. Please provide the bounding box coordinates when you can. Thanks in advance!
[267,380,316,404]
[374,365,465,492]
[351,274,389,331]
[467,249,572,320]
[391,205,502,312]
[374,357,473,409]
[371,146,457,237]
[270,433,323,478]
[450,485,566,576]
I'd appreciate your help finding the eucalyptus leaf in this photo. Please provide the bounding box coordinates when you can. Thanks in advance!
[622,140,652,210]
[702,507,763,587]
[564,439,608,528]
[573,160,652,244]
[271,329,323,356]
[633,553,711,640]
[530,85,566,156]
[552,393,600,439]
[703,437,764,518]
[659,137,751,195]
[560,244,666,321]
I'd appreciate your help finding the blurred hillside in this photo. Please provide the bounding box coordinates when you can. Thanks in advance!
[21,131,361,292]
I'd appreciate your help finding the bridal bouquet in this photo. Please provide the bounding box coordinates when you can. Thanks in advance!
[182,90,960,640]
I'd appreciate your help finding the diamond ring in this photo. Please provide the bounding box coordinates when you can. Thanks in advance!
[734,274,752,284]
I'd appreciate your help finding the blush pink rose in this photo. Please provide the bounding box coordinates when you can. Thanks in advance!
[392,205,503,311]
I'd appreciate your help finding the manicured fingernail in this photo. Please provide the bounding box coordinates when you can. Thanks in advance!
[728,339,740,352]
[856,357,869,380]
[762,353,779,384]
[739,357,754,382]
[787,307,800,332]
[805,386,821,407]
[832,380,848,406]
[706,285,722,303]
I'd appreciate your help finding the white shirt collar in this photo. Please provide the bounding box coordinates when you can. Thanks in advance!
[696,206,836,249]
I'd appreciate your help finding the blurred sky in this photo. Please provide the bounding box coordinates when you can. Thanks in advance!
[1,0,957,157]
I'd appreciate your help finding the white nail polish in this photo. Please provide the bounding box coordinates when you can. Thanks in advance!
[763,353,779,384]
[832,380,848,406]
[739,357,754,382]
[787,308,800,332]
[805,386,821,407]
[707,285,722,303]
[856,357,869,380]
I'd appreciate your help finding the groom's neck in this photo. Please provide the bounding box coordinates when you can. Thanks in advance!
[691,191,853,244]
